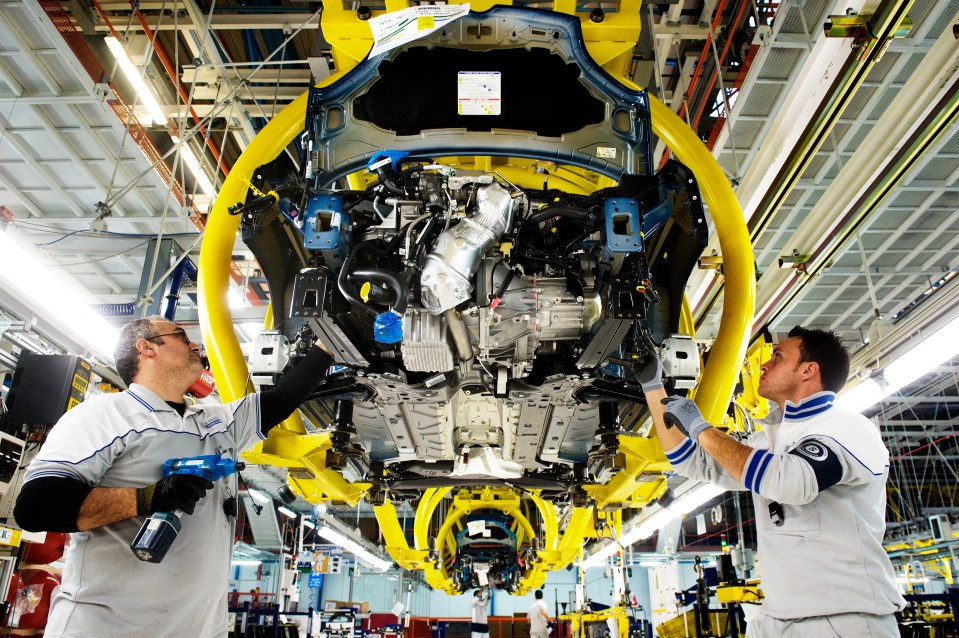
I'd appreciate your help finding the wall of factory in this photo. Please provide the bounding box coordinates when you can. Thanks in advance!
[310,564,653,620]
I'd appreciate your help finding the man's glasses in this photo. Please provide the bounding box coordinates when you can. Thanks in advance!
[147,330,192,345]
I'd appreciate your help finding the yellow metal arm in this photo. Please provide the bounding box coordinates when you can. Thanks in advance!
[582,435,670,510]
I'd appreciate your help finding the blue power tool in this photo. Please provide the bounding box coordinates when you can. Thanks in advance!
[130,454,244,563]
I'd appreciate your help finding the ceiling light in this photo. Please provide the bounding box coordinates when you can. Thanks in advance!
[0,231,118,361]
[231,560,262,566]
[228,286,247,309]
[317,525,392,572]
[837,314,959,413]
[834,378,884,412]
[581,483,725,569]
[246,488,270,504]
[882,316,959,391]
[303,519,316,530]
[104,36,168,126]
[277,505,298,518]
[169,134,216,198]
[240,323,264,340]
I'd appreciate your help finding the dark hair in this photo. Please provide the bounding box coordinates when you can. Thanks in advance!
[535,590,543,600]
[475,589,483,597]
[114,316,167,386]
[788,326,850,393]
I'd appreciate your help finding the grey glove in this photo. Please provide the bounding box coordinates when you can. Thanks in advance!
[661,396,714,442]
[636,336,665,393]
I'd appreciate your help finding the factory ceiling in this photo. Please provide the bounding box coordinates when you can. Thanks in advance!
[0,0,958,526]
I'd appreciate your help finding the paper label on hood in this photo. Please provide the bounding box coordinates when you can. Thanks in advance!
[458,71,502,115]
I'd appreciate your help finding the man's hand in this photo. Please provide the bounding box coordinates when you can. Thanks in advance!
[662,396,714,442]
[636,335,665,393]
[136,474,213,515]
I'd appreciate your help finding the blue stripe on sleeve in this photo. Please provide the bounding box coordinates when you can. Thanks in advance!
[743,450,764,491]
[671,442,697,465]
[751,452,774,494]
[666,439,696,465]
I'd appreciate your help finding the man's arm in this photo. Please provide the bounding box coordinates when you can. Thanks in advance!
[16,472,211,533]
[258,343,334,433]
[17,482,140,532]
[76,487,137,530]
[646,387,685,450]
[694,428,752,482]
[648,388,752,481]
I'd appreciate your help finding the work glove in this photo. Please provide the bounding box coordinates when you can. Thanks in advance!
[661,396,714,442]
[136,474,214,516]
[636,335,665,393]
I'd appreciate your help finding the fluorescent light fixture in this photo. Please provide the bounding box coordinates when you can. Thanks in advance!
[247,488,271,504]
[639,561,667,567]
[835,378,884,413]
[581,483,725,569]
[303,519,316,530]
[169,134,216,198]
[883,316,959,391]
[104,36,168,126]
[581,542,619,568]
[317,525,392,572]
[0,231,118,360]
[277,505,298,518]
[240,323,264,340]
[228,286,247,309]
[837,314,959,414]
[231,560,262,566]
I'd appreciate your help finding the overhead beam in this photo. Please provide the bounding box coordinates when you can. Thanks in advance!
[92,12,321,32]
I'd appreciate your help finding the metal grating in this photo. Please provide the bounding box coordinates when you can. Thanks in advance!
[756,48,804,81]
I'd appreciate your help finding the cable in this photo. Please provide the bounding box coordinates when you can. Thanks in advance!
[11,220,199,241]
[235,469,264,516]
[50,240,152,266]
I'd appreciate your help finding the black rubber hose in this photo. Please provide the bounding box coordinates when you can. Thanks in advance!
[375,165,406,197]
[337,241,376,316]
[337,226,414,315]
[347,268,409,314]
[526,206,594,225]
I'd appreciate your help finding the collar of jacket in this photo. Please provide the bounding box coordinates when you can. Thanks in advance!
[782,390,836,422]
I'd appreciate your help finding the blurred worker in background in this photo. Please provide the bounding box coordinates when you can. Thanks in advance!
[15,316,335,637]
[639,326,905,638]
[471,585,490,638]
[528,589,550,638]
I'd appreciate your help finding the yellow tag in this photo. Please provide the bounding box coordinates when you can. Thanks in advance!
[360,282,372,303]
[418,16,434,30]
[0,526,22,547]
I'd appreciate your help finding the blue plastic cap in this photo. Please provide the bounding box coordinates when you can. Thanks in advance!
[367,150,409,172]
[373,311,404,344]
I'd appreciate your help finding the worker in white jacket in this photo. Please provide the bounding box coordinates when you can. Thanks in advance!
[639,326,904,638]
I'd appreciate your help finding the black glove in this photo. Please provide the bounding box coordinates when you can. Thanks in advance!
[636,335,665,393]
[136,474,213,515]
[661,395,713,442]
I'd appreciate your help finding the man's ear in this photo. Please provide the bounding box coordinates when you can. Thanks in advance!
[801,360,820,383]
[134,338,157,360]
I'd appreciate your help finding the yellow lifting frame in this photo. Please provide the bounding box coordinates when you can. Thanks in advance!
[561,606,634,638]
[198,0,754,582]
[582,436,671,510]
[373,487,594,594]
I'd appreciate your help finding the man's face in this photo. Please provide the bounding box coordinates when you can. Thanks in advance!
[145,320,204,384]
[758,336,805,404]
